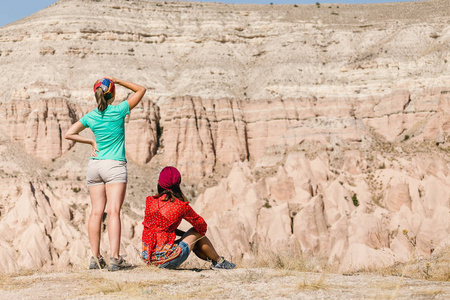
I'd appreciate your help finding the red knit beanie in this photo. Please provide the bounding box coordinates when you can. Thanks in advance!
[158,166,181,190]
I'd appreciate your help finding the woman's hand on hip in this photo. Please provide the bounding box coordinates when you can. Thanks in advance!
[91,140,99,157]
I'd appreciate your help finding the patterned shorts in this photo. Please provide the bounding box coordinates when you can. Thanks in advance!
[158,242,190,269]
[142,241,189,269]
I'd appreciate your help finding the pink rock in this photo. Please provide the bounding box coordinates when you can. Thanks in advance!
[340,243,396,272]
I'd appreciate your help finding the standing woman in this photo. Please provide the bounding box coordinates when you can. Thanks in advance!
[65,77,146,271]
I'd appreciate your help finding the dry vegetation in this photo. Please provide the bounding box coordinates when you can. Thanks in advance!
[0,262,448,299]
[0,241,449,299]
[378,245,450,282]
[238,248,332,273]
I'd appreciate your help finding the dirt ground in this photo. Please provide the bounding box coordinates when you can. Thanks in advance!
[0,266,449,299]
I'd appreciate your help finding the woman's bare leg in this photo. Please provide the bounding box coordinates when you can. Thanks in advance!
[88,184,107,257]
[105,182,127,259]
[181,228,220,262]
[193,243,209,261]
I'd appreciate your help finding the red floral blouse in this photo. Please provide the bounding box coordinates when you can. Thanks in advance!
[142,195,207,263]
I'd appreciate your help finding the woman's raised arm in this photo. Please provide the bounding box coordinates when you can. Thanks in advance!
[105,76,146,111]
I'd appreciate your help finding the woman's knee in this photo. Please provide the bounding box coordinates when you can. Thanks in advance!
[107,207,121,217]
[186,227,201,235]
[90,209,104,219]
[181,228,203,247]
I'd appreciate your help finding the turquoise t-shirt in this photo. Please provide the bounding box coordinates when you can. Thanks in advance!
[80,101,129,161]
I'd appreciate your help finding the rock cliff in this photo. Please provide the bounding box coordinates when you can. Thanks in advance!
[0,0,449,273]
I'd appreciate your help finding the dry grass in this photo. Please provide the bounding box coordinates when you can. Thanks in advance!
[0,267,64,290]
[415,289,445,298]
[74,265,170,295]
[0,272,37,290]
[297,273,329,291]
[232,269,266,284]
[83,280,168,297]
[237,246,334,273]
[169,284,223,299]
[1,245,448,300]
[378,245,450,282]
[373,275,406,299]
[74,266,225,299]
[1,263,449,299]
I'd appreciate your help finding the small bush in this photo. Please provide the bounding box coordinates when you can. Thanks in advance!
[430,33,440,39]
[352,194,359,207]
[263,198,272,209]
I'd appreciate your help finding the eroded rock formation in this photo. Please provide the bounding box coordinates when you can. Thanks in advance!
[0,0,449,273]
[193,151,450,271]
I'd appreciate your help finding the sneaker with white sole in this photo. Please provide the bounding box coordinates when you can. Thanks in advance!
[89,256,107,270]
[108,255,132,271]
[211,257,236,270]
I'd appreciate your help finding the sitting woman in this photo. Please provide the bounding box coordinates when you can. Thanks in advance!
[142,166,235,270]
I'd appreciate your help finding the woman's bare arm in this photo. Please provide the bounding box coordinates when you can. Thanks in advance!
[105,76,146,111]
[64,121,98,157]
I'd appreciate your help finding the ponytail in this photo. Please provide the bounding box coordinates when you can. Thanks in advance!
[95,87,108,112]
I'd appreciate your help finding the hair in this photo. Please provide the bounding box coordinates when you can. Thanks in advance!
[95,87,108,112]
[156,184,188,202]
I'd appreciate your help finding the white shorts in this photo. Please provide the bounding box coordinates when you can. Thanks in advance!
[86,160,127,187]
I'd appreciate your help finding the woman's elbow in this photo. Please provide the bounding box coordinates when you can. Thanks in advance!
[200,221,207,235]
[64,132,73,140]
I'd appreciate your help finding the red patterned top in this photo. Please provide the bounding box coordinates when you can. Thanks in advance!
[142,195,207,258]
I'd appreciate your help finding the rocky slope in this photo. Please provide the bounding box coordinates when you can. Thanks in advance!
[0,0,449,274]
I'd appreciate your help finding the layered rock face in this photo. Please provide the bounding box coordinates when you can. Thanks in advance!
[160,89,449,177]
[1,94,80,160]
[0,0,449,273]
